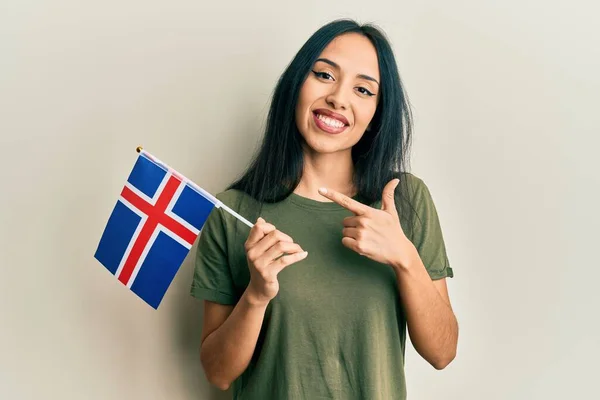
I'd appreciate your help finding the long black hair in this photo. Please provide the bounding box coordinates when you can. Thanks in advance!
[228,19,414,211]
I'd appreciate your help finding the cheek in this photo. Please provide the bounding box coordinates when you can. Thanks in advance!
[354,102,378,129]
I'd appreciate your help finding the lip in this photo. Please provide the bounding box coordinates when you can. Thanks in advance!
[312,113,348,134]
[312,109,350,135]
[313,108,350,125]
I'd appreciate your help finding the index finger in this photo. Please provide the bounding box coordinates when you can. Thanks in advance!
[317,188,368,215]
[245,217,276,248]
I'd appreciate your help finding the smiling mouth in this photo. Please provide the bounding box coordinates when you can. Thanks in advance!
[312,111,349,134]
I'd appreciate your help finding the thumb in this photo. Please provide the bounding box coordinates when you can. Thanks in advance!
[381,179,400,214]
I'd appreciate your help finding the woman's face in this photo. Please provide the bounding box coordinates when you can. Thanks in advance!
[295,33,380,155]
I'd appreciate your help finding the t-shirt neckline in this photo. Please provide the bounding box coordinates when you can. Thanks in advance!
[286,192,361,211]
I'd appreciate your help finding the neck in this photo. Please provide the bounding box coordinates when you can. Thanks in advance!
[294,148,355,202]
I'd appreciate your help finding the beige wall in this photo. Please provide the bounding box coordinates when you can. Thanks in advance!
[1,1,598,399]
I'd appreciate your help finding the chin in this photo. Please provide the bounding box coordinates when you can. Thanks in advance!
[302,134,351,155]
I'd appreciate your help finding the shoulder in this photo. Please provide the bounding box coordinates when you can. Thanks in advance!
[400,172,424,189]
[394,172,439,232]
[214,188,252,205]
[396,172,428,201]
[213,188,262,225]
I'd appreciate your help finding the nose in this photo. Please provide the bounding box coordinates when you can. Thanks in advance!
[325,84,350,110]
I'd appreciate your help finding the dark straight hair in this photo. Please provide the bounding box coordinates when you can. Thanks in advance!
[228,19,415,218]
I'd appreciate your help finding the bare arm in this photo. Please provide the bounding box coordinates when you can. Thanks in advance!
[392,251,458,369]
[317,182,458,370]
[199,218,308,390]
[200,291,268,390]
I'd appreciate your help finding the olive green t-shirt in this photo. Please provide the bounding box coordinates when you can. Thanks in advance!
[190,173,453,400]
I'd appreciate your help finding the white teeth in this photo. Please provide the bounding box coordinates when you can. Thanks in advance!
[317,114,345,128]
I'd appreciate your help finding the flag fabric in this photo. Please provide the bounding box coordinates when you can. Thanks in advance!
[94,151,218,309]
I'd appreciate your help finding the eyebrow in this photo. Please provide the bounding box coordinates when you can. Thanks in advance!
[315,58,380,86]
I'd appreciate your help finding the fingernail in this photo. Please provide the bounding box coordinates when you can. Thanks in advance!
[318,187,327,195]
[302,251,308,257]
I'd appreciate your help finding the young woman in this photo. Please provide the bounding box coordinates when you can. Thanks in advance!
[191,19,458,400]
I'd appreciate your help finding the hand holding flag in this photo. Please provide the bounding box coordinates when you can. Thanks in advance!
[94,147,252,309]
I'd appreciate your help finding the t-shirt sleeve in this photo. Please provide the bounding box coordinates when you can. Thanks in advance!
[409,177,454,280]
[190,205,238,305]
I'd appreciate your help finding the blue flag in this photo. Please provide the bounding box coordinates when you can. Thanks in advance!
[94,150,218,309]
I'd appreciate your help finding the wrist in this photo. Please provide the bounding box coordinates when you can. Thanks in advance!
[242,287,271,308]
[390,240,421,274]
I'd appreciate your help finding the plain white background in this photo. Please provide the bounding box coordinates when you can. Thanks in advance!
[1,1,598,399]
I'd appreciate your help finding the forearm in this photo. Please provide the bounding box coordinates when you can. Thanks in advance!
[200,289,268,390]
[392,246,458,369]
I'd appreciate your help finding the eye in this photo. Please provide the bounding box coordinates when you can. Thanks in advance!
[356,87,375,97]
[312,70,334,81]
